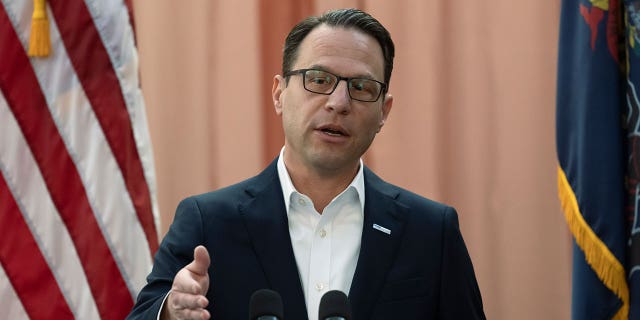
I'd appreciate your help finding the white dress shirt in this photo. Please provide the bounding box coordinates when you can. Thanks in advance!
[277,148,364,320]
[156,150,365,320]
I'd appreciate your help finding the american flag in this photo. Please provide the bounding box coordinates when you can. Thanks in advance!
[0,0,159,319]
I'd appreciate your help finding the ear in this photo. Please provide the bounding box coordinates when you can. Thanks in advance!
[378,93,393,132]
[272,75,286,116]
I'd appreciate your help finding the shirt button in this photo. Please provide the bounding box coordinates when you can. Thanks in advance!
[315,282,324,291]
[319,229,327,238]
[298,198,305,205]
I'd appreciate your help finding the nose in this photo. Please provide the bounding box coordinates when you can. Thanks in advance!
[325,80,351,114]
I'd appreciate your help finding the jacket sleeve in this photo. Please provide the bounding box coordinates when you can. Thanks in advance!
[438,207,486,320]
[127,197,206,320]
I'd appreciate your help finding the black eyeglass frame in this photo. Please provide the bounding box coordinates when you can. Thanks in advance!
[283,68,387,102]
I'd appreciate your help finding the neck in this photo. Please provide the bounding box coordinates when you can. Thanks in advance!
[284,158,359,214]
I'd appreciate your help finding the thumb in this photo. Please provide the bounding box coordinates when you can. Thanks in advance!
[187,245,210,276]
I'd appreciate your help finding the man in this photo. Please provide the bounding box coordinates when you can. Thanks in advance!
[129,8,485,320]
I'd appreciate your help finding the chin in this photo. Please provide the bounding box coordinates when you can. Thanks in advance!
[309,154,356,172]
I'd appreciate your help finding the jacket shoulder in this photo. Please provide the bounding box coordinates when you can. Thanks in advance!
[364,166,453,215]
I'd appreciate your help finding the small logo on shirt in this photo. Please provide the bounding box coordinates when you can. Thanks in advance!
[373,223,391,235]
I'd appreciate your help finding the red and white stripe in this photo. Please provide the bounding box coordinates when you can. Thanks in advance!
[0,0,159,319]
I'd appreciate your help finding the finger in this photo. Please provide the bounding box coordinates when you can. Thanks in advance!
[174,307,210,320]
[170,291,209,310]
[186,245,210,276]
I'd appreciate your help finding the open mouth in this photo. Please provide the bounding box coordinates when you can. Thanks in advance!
[321,128,345,136]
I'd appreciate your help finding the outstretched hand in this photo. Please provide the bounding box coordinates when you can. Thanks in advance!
[161,245,211,320]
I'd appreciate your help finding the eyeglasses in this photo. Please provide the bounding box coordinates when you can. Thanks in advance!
[284,68,387,102]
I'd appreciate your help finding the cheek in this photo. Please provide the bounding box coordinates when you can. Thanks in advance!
[281,111,295,131]
[281,107,306,135]
[360,112,384,139]
[363,111,383,130]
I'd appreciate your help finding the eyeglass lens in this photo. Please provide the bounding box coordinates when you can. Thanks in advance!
[303,69,382,102]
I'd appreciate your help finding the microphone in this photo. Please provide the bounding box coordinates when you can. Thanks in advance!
[318,290,352,320]
[248,289,284,320]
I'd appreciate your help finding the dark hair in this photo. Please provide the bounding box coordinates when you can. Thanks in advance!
[282,8,395,91]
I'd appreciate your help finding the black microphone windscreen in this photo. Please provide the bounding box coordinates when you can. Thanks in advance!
[248,289,284,320]
[318,290,352,320]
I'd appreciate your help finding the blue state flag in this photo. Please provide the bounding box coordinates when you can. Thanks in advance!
[556,0,640,318]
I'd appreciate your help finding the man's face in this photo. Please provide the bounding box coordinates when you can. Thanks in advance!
[272,25,393,175]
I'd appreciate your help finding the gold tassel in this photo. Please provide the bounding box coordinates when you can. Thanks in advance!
[557,166,629,318]
[28,0,50,57]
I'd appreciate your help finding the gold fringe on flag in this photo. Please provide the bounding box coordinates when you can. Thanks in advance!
[28,0,50,57]
[591,0,609,10]
[557,166,629,319]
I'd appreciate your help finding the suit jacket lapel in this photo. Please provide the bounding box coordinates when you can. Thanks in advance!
[239,161,308,320]
[349,168,407,320]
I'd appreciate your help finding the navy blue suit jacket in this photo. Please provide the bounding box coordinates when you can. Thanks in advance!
[128,159,485,319]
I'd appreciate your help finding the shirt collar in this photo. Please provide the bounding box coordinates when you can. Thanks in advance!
[277,147,365,213]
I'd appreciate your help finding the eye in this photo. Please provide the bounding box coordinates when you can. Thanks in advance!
[305,70,335,87]
[310,76,331,85]
[351,81,366,91]
[350,79,377,93]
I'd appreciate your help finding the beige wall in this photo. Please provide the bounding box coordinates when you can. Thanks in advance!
[133,1,571,319]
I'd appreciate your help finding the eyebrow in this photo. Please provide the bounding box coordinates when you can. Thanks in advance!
[307,64,378,81]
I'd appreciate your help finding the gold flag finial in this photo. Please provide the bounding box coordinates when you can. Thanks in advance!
[28,0,50,57]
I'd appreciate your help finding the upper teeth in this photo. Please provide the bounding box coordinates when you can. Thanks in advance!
[324,129,342,135]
